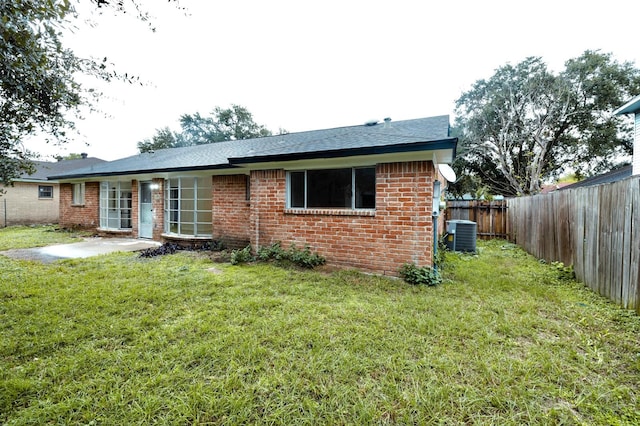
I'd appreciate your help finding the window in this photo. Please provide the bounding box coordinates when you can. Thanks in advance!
[164,177,212,237]
[287,167,376,209]
[72,183,85,205]
[38,185,53,199]
[99,181,132,229]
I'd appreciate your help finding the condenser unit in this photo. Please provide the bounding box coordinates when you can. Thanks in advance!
[445,220,477,252]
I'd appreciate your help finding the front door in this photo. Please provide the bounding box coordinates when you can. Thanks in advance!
[139,182,153,239]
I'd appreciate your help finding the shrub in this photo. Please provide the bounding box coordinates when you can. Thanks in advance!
[256,242,325,269]
[399,263,441,286]
[286,244,326,268]
[256,242,285,261]
[434,236,448,269]
[230,245,254,265]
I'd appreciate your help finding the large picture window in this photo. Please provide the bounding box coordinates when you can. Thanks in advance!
[164,177,212,237]
[99,181,132,229]
[287,167,375,209]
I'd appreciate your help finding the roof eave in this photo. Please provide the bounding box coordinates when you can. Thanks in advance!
[48,163,238,181]
[614,94,640,115]
[229,138,458,166]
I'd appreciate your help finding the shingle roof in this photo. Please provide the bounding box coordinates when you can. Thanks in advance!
[560,165,633,190]
[18,157,106,181]
[49,115,455,180]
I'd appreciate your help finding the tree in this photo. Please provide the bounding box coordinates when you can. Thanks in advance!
[176,112,220,146]
[137,127,179,153]
[0,0,178,188]
[137,105,274,152]
[212,104,272,141]
[452,51,640,197]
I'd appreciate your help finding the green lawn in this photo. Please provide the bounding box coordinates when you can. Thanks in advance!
[0,225,88,251]
[1,226,639,425]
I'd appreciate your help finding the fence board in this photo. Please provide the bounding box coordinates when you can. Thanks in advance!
[507,176,640,313]
[445,200,507,239]
[629,179,640,311]
[572,193,585,280]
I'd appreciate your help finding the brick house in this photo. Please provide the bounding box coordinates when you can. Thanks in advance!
[50,116,457,275]
[0,154,105,227]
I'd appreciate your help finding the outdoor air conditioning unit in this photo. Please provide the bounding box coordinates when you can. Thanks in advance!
[445,220,477,252]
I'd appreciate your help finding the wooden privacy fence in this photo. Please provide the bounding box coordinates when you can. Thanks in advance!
[507,176,640,313]
[445,200,508,239]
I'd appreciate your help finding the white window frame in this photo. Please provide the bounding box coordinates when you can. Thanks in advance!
[286,166,376,210]
[71,183,85,206]
[99,181,132,230]
[164,177,212,237]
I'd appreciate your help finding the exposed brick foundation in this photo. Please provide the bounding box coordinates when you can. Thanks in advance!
[212,174,250,249]
[249,162,435,276]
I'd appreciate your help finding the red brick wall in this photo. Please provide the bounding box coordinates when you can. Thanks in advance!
[249,162,436,276]
[212,175,250,248]
[151,178,165,240]
[131,179,139,238]
[59,182,99,229]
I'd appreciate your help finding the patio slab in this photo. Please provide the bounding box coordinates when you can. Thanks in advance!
[0,238,162,263]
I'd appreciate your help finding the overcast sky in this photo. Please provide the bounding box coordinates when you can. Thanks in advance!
[29,0,640,161]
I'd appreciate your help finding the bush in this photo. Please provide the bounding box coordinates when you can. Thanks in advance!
[256,242,326,269]
[286,244,326,268]
[230,246,254,265]
[399,263,441,286]
[256,241,285,261]
[434,236,448,269]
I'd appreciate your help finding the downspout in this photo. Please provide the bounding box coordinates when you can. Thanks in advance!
[253,173,259,251]
[432,180,441,274]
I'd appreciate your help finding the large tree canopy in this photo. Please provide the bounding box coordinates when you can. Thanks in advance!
[137,105,274,153]
[451,51,640,197]
[0,0,176,187]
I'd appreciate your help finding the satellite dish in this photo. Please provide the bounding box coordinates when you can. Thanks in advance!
[438,164,457,183]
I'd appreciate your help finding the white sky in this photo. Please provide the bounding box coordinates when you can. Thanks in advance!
[28,0,640,161]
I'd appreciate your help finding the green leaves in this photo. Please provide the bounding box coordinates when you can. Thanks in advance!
[453,51,640,198]
[1,1,180,186]
[398,263,441,286]
[137,105,275,153]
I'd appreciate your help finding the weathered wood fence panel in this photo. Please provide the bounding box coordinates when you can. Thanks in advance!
[507,176,640,313]
[445,200,508,239]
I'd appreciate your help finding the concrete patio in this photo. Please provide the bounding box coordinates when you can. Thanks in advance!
[0,237,161,263]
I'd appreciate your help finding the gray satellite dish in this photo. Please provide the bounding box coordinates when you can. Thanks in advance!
[438,164,457,182]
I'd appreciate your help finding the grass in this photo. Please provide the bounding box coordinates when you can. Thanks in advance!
[0,225,89,251]
[1,226,639,424]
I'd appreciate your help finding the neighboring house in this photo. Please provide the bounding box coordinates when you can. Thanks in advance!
[540,182,573,194]
[50,116,457,275]
[0,154,105,227]
[560,165,633,191]
[614,94,640,176]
